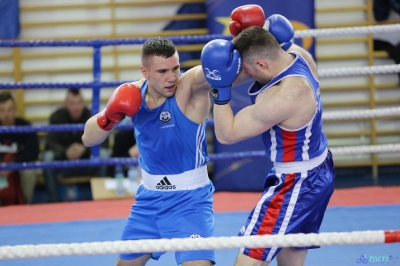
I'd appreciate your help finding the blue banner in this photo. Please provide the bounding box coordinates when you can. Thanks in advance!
[0,0,20,39]
[206,0,315,192]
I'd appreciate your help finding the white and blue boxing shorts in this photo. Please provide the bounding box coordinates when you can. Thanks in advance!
[119,165,215,264]
[239,149,335,261]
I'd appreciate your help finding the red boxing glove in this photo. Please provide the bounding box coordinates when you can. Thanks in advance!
[97,83,142,131]
[229,5,265,38]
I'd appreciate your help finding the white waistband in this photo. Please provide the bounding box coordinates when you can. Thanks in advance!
[273,148,328,174]
[141,165,210,191]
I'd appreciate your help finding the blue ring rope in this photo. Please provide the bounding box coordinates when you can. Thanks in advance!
[0,34,231,47]
[0,151,267,171]
[0,81,136,89]
[0,34,228,165]
[0,121,214,133]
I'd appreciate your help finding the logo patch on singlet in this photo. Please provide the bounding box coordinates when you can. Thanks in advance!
[159,110,172,124]
[156,176,176,190]
[189,233,202,239]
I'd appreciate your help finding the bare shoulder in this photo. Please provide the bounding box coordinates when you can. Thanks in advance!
[248,78,308,129]
[177,68,194,86]
[131,78,146,88]
[177,65,210,95]
[282,76,313,99]
[255,76,316,129]
[178,65,200,84]
[257,77,312,108]
[175,66,211,123]
[287,45,318,77]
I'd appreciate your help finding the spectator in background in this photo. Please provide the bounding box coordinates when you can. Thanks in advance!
[373,0,400,21]
[43,88,109,202]
[0,92,39,205]
[107,118,139,177]
[373,0,400,83]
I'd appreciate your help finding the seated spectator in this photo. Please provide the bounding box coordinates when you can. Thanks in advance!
[107,119,139,177]
[43,88,109,202]
[373,0,400,83]
[0,92,39,205]
[373,0,400,22]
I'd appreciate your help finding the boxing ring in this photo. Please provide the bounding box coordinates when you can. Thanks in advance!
[1,24,400,265]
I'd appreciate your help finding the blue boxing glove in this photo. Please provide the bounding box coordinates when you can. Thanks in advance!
[201,39,242,105]
[263,14,294,51]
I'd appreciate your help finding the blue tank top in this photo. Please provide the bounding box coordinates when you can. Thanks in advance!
[131,80,209,174]
[248,52,328,162]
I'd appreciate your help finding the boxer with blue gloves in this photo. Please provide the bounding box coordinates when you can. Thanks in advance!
[200,39,242,105]
[230,4,294,51]
[210,5,336,266]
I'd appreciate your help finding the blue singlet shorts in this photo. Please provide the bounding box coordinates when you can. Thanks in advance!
[239,150,335,262]
[119,181,215,264]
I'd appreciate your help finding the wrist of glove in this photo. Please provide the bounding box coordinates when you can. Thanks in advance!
[211,86,231,105]
[97,110,123,131]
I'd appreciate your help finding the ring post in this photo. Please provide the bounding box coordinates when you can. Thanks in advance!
[91,40,102,158]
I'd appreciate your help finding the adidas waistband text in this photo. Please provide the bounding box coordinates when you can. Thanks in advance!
[141,165,209,191]
[156,177,176,190]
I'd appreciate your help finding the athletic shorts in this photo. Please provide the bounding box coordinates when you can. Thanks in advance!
[119,181,215,264]
[239,150,335,262]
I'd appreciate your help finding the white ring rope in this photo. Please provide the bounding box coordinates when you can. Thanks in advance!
[298,25,400,122]
[323,107,400,120]
[295,24,400,77]
[0,230,398,260]
[295,24,400,38]
[331,143,400,155]
[319,64,400,77]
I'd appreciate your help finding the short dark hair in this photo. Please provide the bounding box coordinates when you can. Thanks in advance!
[141,36,176,64]
[67,88,81,96]
[0,92,15,104]
[233,26,281,62]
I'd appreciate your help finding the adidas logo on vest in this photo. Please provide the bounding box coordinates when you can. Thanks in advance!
[156,176,176,190]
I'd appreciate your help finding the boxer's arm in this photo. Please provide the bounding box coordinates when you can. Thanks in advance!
[82,113,111,147]
[97,83,142,131]
[82,82,142,147]
[187,65,212,94]
[213,84,294,144]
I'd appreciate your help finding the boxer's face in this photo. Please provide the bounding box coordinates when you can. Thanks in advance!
[142,52,180,98]
[0,99,16,126]
[242,61,271,86]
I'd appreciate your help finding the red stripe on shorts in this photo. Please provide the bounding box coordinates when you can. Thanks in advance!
[248,173,296,260]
